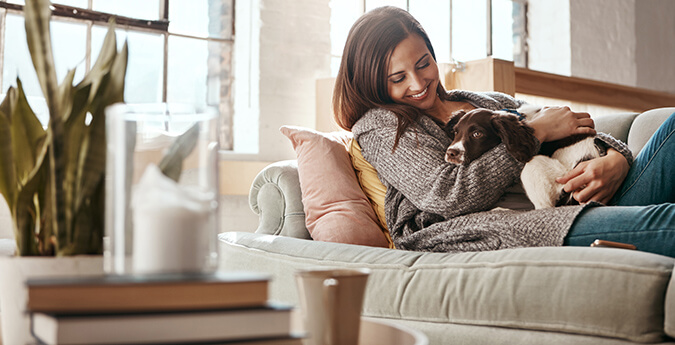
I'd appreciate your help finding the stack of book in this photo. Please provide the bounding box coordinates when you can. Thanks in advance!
[26,271,302,345]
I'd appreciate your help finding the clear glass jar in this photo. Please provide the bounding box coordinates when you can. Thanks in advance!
[104,103,219,275]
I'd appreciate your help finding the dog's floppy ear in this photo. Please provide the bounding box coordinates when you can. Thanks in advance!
[443,110,466,140]
[491,114,538,163]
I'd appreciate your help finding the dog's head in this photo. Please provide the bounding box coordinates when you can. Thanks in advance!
[444,108,538,165]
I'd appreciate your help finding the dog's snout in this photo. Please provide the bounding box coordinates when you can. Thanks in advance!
[445,146,463,164]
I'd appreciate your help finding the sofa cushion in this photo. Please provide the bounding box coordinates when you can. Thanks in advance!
[279,126,389,247]
[220,232,674,343]
[348,140,391,247]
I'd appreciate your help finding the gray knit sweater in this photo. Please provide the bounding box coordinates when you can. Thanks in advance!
[351,90,633,252]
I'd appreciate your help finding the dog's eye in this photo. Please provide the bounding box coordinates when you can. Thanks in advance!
[471,131,483,139]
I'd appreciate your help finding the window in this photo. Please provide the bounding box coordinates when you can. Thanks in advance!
[0,0,234,149]
[329,0,528,76]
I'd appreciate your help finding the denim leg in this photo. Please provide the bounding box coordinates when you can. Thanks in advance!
[611,112,675,206]
[565,204,675,257]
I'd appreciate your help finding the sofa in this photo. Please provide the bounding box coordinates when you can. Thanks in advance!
[219,107,675,345]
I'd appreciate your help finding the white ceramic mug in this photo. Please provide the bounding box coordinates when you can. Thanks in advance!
[295,268,370,345]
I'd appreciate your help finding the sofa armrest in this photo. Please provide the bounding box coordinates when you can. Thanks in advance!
[249,160,311,239]
[627,107,675,155]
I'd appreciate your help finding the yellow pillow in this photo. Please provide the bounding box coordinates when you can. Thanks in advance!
[348,139,394,249]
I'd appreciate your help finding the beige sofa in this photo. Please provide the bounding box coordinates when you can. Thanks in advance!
[219,107,675,345]
[219,108,675,345]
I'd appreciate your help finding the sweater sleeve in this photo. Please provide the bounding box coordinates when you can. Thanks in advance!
[354,108,525,219]
[595,132,634,166]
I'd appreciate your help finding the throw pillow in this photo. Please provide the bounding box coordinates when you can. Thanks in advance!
[280,126,390,248]
[348,140,393,248]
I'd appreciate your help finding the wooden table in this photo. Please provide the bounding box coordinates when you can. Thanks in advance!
[292,310,428,345]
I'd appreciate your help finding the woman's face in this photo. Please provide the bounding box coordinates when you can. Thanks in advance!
[386,34,439,110]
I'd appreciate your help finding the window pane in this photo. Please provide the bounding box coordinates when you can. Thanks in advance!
[51,20,87,84]
[409,0,451,63]
[169,0,230,39]
[92,0,159,20]
[92,26,164,103]
[167,36,209,106]
[492,0,514,61]
[365,0,406,12]
[3,14,41,98]
[329,0,362,76]
[452,0,487,62]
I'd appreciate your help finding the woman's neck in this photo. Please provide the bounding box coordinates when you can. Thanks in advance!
[427,96,475,125]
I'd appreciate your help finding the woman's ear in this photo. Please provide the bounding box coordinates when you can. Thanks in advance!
[443,110,466,140]
[492,114,538,163]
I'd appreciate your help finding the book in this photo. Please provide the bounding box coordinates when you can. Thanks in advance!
[31,304,293,345]
[146,335,305,345]
[27,271,270,313]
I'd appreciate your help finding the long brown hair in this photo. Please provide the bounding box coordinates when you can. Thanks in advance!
[332,6,448,146]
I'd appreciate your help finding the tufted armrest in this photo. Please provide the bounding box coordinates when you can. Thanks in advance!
[248,160,311,239]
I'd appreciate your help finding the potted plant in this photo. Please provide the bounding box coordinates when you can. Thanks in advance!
[0,0,126,342]
[0,0,126,257]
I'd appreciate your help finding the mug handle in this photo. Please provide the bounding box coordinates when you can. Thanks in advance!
[322,278,339,345]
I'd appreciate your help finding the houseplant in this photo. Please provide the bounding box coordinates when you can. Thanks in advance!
[0,0,127,256]
[0,0,127,343]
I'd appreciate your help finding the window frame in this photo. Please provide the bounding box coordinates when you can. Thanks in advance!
[0,1,234,150]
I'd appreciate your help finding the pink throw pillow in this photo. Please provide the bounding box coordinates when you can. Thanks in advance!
[280,126,389,247]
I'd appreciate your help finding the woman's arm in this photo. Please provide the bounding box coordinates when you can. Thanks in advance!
[355,110,525,219]
[555,132,633,204]
[555,148,630,204]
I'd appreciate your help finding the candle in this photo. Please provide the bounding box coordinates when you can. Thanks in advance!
[131,164,216,274]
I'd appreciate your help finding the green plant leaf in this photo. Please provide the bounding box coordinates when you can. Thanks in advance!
[0,87,17,205]
[24,0,60,119]
[77,20,118,104]
[10,79,48,186]
[74,39,127,210]
[158,123,200,182]
[0,106,16,208]
[13,135,51,256]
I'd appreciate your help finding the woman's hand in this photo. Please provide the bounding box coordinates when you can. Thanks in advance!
[527,106,596,143]
[555,149,629,204]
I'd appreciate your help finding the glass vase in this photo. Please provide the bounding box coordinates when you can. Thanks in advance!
[104,103,219,275]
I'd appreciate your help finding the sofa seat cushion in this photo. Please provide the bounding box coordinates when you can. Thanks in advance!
[219,232,674,343]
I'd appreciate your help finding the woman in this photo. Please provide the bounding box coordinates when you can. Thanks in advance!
[333,6,675,256]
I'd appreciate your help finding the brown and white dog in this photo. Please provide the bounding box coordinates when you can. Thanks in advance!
[443,107,606,209]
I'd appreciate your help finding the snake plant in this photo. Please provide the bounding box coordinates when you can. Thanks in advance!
[0,0,127,256]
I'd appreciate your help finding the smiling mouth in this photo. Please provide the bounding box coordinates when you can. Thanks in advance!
[409,87,428,100]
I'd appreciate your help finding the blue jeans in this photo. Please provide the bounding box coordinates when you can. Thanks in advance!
[565,112,675,257]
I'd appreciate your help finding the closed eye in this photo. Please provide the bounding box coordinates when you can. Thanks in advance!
[391,75,405,84]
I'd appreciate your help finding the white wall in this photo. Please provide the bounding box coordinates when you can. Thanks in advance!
[223,0,332,233]
[256,0,333,162]
[569,0,637,87]
[634,0,675,93]
[529,0,675,94]
[527,0,571,76]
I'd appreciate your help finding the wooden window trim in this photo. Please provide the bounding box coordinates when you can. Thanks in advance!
[0,2,168,31]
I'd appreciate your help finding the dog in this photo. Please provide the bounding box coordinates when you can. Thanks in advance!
[443,107,606,209]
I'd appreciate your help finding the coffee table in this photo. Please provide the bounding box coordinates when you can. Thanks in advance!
[359,317,428,345]
[292,310,428,345]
